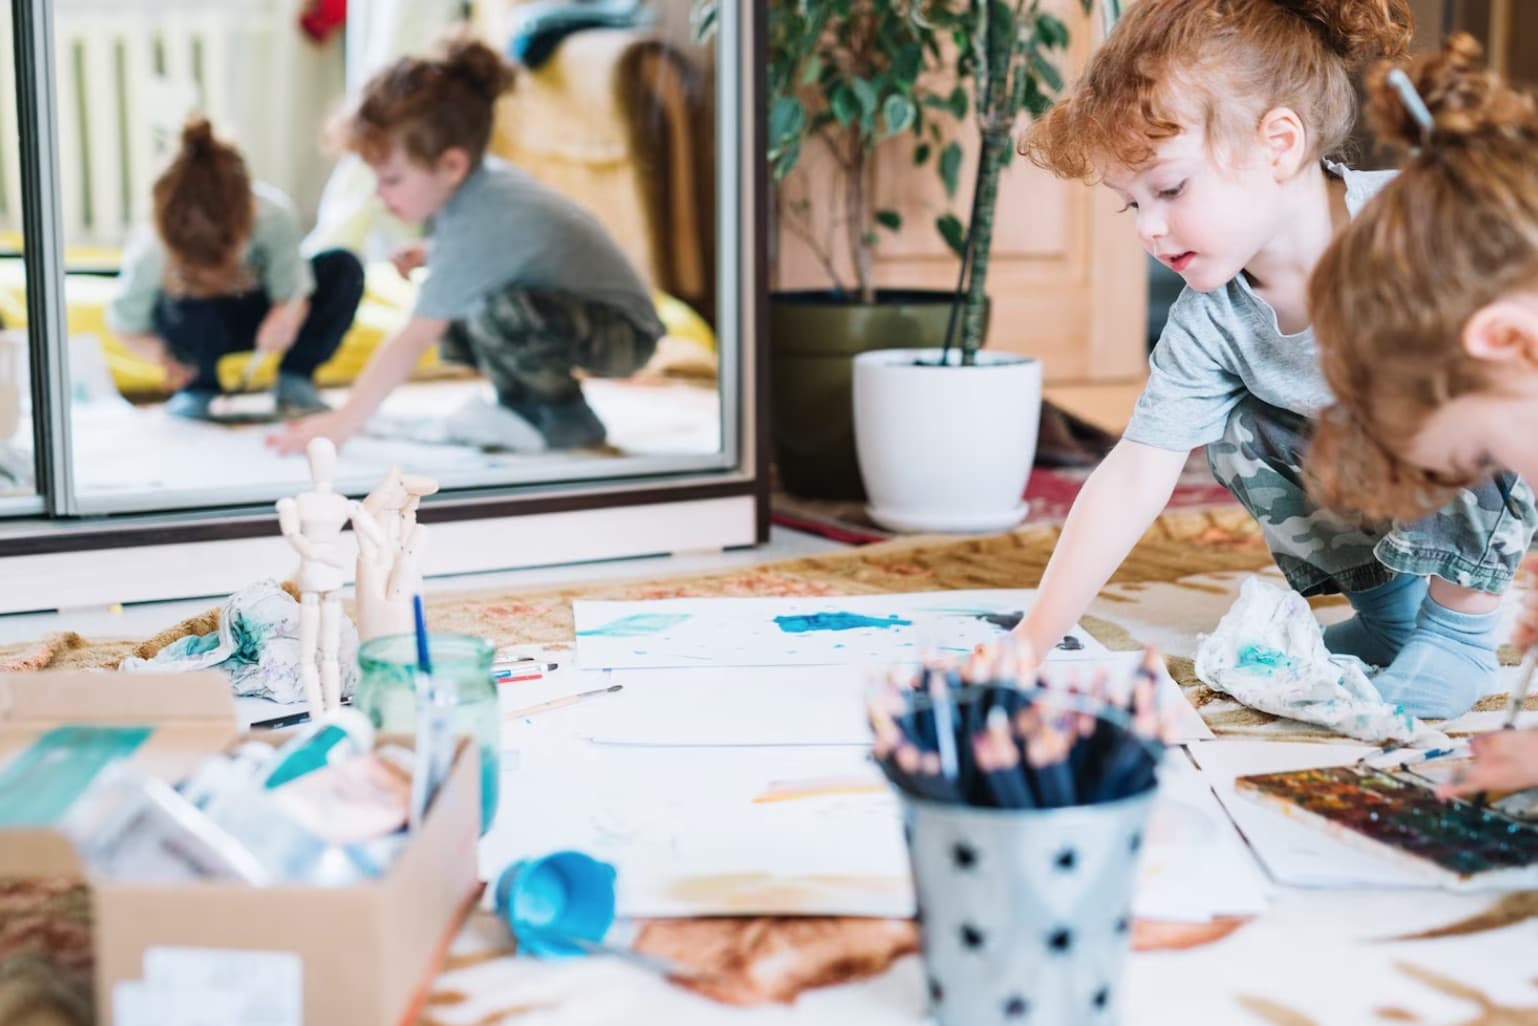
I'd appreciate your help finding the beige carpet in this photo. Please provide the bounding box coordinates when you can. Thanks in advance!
[4,506,1529,737]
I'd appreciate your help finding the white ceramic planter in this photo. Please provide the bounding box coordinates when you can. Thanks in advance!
[853,349,1041,533]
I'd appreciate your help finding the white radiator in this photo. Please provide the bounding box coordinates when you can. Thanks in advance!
[0,0,309,248]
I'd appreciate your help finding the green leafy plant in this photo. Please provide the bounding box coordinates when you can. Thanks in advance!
[697,0,1114,360]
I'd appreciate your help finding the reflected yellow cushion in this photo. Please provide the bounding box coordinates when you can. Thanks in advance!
[0,256,716,395]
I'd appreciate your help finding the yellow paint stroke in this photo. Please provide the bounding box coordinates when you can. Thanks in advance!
[668,874,909,913]
[752,777,887,804]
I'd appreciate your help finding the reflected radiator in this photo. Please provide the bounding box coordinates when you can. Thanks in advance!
[0,0,304,249]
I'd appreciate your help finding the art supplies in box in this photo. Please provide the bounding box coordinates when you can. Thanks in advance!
[0,671,481,1026]
[1234,763,1538,890]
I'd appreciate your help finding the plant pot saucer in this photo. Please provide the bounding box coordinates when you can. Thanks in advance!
[865,501,1029,535]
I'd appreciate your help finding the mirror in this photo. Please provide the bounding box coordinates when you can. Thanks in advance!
[34,0,724,513]
[0,4,36,510]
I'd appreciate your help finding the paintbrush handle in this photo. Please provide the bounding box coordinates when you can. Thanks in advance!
[508,685,621,719]
[1504,649,1538,730]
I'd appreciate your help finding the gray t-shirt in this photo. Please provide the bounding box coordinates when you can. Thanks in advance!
[1122,163,1395,452]
[413,157,664,335]
[107,182,314,335]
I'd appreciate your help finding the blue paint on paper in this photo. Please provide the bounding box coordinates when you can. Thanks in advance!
[774,612,913,634]
[578,613,692,638]
[921,607,1025,632]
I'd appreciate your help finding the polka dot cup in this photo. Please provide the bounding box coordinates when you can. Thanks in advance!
[903,786,1156,1026]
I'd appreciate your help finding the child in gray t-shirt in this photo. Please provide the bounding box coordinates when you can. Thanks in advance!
[269,36,660,456]
[1011,0,1536,720]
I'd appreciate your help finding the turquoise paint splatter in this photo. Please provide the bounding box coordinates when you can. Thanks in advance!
[1237,644,1293,675]
[578,613,692,638]
[774,612,912,634]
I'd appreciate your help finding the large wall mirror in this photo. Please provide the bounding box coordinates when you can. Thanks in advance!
[0,0,752,520]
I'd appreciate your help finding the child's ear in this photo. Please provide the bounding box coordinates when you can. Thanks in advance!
[1257,107,1307,179]
[437,147,471,183]
[1463,294,1538,367]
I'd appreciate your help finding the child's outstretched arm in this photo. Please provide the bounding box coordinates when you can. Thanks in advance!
[267,314,446,454]
[1015,439,1190,653]
[1436,729,1538,798]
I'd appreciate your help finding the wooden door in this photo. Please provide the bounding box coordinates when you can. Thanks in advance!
[772,0,1148,385]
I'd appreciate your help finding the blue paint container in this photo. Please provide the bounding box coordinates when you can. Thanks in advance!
[494,851,617,958]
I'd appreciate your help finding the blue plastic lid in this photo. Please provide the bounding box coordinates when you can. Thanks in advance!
[493,850,617,958]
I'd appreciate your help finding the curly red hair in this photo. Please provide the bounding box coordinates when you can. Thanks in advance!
[1020,0,1412,179]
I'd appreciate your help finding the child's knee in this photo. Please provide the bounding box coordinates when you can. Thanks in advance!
[311,249,366,305]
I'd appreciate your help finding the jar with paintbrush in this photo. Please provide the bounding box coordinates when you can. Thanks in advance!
[870,641,1168,1026]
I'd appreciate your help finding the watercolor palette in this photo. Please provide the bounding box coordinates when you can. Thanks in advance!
[1235,764,1538,888]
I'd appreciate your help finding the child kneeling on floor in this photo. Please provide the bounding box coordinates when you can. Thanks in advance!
[268,35,664,455]
[1307,36,1538,792]
[108,117,364,420]
[1011,0,1538,720]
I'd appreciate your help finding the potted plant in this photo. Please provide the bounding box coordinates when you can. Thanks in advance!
[852,0,1103,532]
[757,0,992,500]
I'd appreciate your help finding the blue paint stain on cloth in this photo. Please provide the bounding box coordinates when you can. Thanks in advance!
[118,579,360,704]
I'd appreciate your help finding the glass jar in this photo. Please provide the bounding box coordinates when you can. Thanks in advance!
[355,633,498,835]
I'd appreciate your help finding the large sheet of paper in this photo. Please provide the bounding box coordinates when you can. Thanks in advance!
[480,740,1260,919]
[578,651,1212,748]
[572,590,1107,670]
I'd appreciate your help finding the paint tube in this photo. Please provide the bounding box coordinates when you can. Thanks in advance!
[261,708,375,789]
[269,753,413,846]
[59,762,273,884]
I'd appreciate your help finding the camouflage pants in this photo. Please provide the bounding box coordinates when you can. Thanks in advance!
[1206,397,1537,596]
[443,285,660,404]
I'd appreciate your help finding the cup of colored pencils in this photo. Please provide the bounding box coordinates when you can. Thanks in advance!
[870,640,1167,1026]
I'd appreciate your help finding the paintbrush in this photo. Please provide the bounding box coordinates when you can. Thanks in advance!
[1503,648,1537,730]
[410,595,456,830]
[507,684,623,719]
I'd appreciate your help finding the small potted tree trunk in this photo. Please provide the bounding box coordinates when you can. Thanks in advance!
[854,0,1097,532]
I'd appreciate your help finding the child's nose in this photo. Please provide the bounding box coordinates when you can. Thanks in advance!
[1137,212,1166,248]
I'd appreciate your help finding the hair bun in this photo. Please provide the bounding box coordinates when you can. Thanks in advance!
[1366,33,1538,151]
[179,116,216,155]
[1274,0,1413,65]
[437,36,516,101]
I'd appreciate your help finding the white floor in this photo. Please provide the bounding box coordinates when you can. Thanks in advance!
[0,525,845,646]
[4,375,722,503]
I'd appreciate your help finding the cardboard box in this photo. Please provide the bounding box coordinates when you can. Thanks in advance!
[0,671,481,1026]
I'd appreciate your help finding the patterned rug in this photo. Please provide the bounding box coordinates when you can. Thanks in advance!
[772,450,1238,545]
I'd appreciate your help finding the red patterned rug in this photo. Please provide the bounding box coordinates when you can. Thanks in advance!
[772,449,1237,545]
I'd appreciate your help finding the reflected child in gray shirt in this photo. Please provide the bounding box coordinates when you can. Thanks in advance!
[108,118,364,420]
[1010,0,1536,719]
[269,36,661,456]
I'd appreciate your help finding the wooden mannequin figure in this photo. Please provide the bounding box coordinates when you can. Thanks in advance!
[276,437,352,716]
[351,466,438,642]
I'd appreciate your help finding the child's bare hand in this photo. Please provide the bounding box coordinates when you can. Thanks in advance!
[1436,728,1538,798]
[255,307,300,354]
[267,409,355,455]
[391,242,428,278]
[159,353,197,391]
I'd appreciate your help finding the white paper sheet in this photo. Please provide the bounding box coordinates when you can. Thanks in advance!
[1136,755,1272,921]
[572,590,1107,670]
[575,652,1211,748]
[1187,740,1437,890]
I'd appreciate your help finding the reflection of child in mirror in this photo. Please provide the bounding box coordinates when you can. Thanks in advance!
[1304,37,1538,798]
[267,35,663,456]
[107,118,365,420]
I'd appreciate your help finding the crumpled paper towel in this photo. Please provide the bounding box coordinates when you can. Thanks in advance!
[119,579,360,704]
[1194,576,1449,746]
